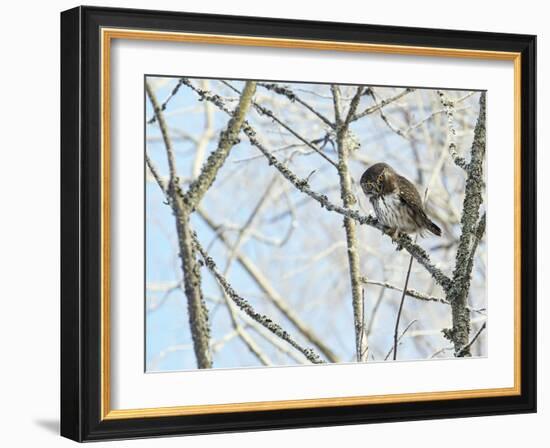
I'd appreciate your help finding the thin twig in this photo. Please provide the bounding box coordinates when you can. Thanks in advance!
[146,78,186,124]
[359,288,368,360]
[192,80,216,178]
[385,320,418,361]
[361,278,443,304]
[216,173,281,366]
[359,277,486,315]
[393,255,414,360]
[365,288,385,338]
[145,154,167,194]
[405,105,471,136]
[223,173,279,274]
[145,81,178,185]
[258,82,335,128]
[367,88,409,140]
[466,212,486,277]
[437,90,469,170]
[456,322,487,357]
[246,321,310,364]
[351,88,414,122]
[222,81,338,169]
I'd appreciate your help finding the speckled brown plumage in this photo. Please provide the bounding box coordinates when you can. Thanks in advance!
[360,162,441,238]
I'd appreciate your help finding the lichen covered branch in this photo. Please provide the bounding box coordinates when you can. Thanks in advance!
[332,85,368,361]
[360,277,486,315]
[352,87,414,123]
[437,90,469,170]
[175,208,212,368]
[193,235,325,364]
[146,81,212,369]
[184,81,257,209]
[445,92,486,356]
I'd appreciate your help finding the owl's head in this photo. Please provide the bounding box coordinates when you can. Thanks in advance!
[360,162,397,197]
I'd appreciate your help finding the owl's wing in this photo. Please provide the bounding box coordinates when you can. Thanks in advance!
[397,175,442,236]
[397,175,427,218]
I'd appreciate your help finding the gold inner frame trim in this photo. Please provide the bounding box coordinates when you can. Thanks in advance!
[100,27,522,420]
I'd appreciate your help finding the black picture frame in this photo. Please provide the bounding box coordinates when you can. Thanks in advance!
[61,5,536,442]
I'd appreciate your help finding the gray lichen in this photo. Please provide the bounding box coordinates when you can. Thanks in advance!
[447,92,486,356]
[193,235,325,364]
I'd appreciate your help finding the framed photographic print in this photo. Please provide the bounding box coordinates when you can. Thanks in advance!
[60,6,536,442]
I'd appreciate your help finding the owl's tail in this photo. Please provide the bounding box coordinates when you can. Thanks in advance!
[426,219,442,237]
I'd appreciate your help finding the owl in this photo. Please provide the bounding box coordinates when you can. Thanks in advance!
[360,162,441,240]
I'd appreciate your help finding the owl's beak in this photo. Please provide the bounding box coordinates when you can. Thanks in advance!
[362,185,374,196]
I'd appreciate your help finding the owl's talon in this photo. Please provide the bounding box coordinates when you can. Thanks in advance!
[387,229,404,251]
[386,227,399,242]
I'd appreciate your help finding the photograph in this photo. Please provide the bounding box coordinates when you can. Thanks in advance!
[57,5,537,441]
[144,76,487,371]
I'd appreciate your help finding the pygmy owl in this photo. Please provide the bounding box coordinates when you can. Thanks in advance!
[360,162,441,240]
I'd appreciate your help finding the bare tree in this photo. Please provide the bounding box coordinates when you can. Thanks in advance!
[145,77,487,370]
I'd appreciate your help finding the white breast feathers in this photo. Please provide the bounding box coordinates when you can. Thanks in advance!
[370,193,418,233]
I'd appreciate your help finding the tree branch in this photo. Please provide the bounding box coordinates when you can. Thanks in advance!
[393,255,414,360]
[192,80,216,178]
[359,277,486,315]
[332,85,368,362]
[258,82,335,128]
[437,90,469,170]
[445,92,486,356]
[222,81,338,169]
[456,321,487,357]
[145,154,167,194]
[145,81,178,185]
[384,320,418,361]
[146,81,213,369]
[351,87,414,122]
[366,88,409,140]
[466,212,486,278]
[193,234,325,364]
[184,81,257,209]
[219,288,273,366]
[196,208,340,363]
[146,78,186,125]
